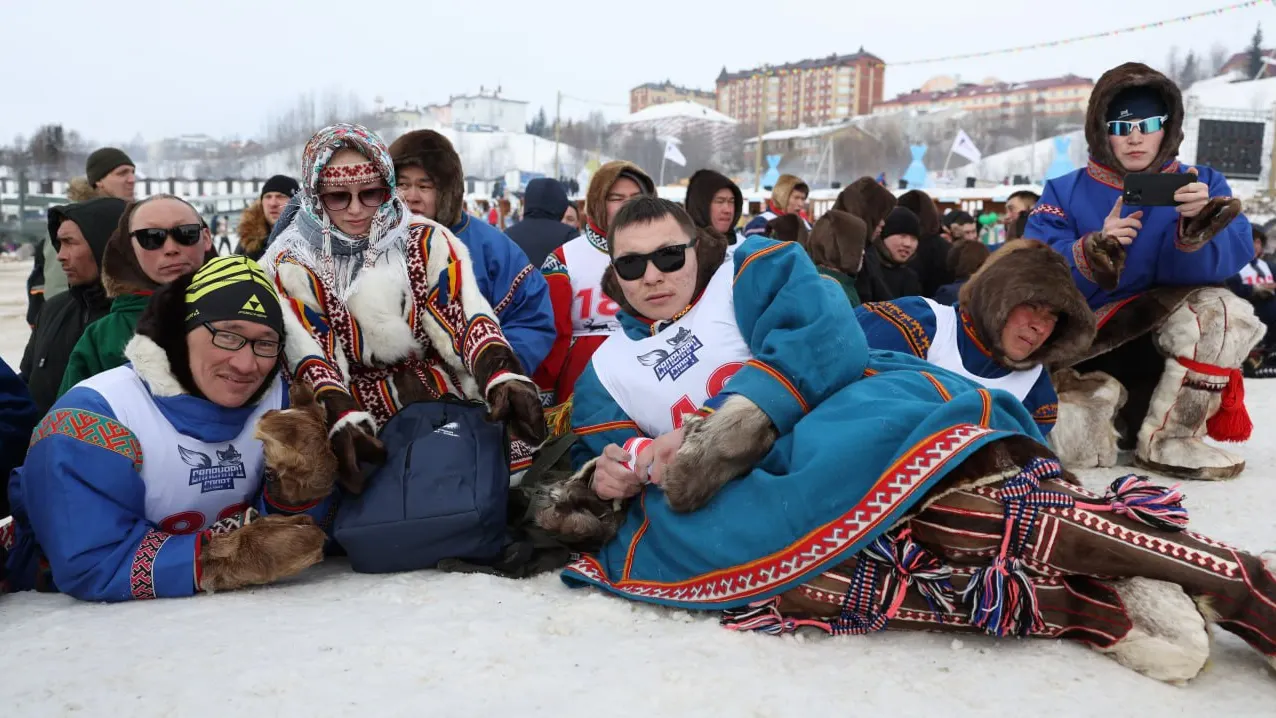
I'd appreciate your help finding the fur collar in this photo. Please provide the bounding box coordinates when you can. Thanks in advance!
[236,200,272,257]
[124,334,187,397]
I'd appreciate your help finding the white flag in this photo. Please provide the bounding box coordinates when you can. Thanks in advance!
[664,139,687,167]
[951,129,982,163]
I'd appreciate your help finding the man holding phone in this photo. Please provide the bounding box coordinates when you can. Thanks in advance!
[1025,62,1261,482]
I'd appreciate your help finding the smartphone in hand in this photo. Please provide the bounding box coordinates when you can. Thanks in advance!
[1122,172,1194,207]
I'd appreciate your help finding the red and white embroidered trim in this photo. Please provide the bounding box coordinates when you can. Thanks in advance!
[1072,235,1096,283]
[319,161,380,185]
[131,530,172,600]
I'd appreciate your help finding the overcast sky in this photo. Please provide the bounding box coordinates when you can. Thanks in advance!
[2,0,1269,145]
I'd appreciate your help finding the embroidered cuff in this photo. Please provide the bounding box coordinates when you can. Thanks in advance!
[1072,236,1095,283]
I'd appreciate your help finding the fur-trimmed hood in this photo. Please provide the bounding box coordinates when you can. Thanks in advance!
[236,200,272,258]
[896,189,943,238]
[388,130,465,227]
[67,177,106,202]
[1086,62,1184,175]
[807,210,868,277]
[769,174,808,213]
[100,203,218,298]
[128,272,281,404]
[832,177,897,237]
[599,226,728,320]
[764,214,809,247]
[685,169,742,233]
[585,161,656,237]
[958,239,1096,370]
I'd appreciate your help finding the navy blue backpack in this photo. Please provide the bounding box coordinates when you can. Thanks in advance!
[333,399,510,574]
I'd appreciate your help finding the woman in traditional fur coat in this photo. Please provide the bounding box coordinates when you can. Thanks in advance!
[1025,62,1262,480]
[536,197,1276,684]
[856,239,1093,437]
[260,124,546,492]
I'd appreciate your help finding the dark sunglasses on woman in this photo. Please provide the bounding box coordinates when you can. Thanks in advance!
[130,224,203,251]
[319,187,391,212]
[612,239,696,281]
[1106,115,1168,137]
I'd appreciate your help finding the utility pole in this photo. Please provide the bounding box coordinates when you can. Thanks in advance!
[554,90,562,180]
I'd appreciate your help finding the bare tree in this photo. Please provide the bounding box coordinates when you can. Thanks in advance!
[1164,46,1183,85]
[1208,42,1230,77]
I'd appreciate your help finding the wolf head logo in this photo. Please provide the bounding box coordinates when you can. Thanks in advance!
[216,444,242,466]
[667,327,693,346]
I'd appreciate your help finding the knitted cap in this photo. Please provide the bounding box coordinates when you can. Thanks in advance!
[183,256,283,337]
[261,175,300,199]
[881,207,921,240]
[86,147,134,186]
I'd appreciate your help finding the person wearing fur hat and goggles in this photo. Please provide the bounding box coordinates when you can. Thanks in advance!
[4,257,337,601]
[534,198,1276,685]
[258,124,546,493]
[1025,63,1262,481]
[856,240,1096,437]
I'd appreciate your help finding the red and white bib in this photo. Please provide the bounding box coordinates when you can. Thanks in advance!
[561,233,622,338]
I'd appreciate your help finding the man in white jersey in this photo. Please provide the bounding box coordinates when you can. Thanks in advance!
[4,256,331,601]
[535,161,655,410]
[534,198,1276,684]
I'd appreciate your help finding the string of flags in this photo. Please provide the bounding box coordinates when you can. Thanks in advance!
[887,0,1272,67]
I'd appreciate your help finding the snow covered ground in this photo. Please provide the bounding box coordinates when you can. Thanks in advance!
[2,259,1276,716]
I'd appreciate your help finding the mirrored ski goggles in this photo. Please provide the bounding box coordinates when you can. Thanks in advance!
[131,224,203,251]
[1106,115,1168,136]
[612,240,696,281]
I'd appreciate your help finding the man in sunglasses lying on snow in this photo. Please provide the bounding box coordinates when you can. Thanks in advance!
[57,195,218,400]
[1024,63,1261,480]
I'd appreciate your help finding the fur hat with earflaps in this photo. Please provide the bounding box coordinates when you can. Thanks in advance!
[583,161,656,237]
[833,177,897,237]
[807,210,868,277]
[387,130,466,227]
[128,255,285,405]
[769,174,809,213]
[958,239,1096,370]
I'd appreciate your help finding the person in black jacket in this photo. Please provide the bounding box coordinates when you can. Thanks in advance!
[865,207,924,300]
[20,197,127,415]
[898,189,952,297]
[504,178,579,268]
[685,169,745,244]
[0,355,38,518]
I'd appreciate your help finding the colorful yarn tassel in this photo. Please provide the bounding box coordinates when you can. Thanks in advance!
[1097,475,1189,532]
[720,597,830,635]
[961,556,1045,637]
[865,529,956,617]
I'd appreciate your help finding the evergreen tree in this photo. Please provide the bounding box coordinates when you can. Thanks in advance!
[1248,24,1265,79]
[1181,51,1201,89]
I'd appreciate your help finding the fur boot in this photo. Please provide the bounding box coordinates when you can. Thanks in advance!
[198,514,326,592]
[909,459,1276,672]
[1050,369,1127,469]
[658,395,777,512]
[1095,577,1210,684]
[532,458,626,550]
[1136,288,1264,480]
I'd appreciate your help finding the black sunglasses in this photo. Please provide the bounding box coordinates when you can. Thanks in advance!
[319,187,391,211]
[130,224,203,251]
[204,323,282,358]
[612,239,696,282]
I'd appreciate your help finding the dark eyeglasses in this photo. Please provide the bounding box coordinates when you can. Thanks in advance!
[1106,115,1168,137]
[131,224,203,251]
[204,323,282,358]
[319,187,391,211]
[612,240,696,281]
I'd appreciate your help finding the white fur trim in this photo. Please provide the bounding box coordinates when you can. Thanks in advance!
[1096,578,1209,685]
[328,410,377,439]
[1050,371,1125,470]
[485,371,533,396]
[416,222,492,399]
[123,335,186,397]
[276,262,351,382]
[344,261,418,365]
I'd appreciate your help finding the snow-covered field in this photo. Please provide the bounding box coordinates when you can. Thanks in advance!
[1,258,1275,716]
